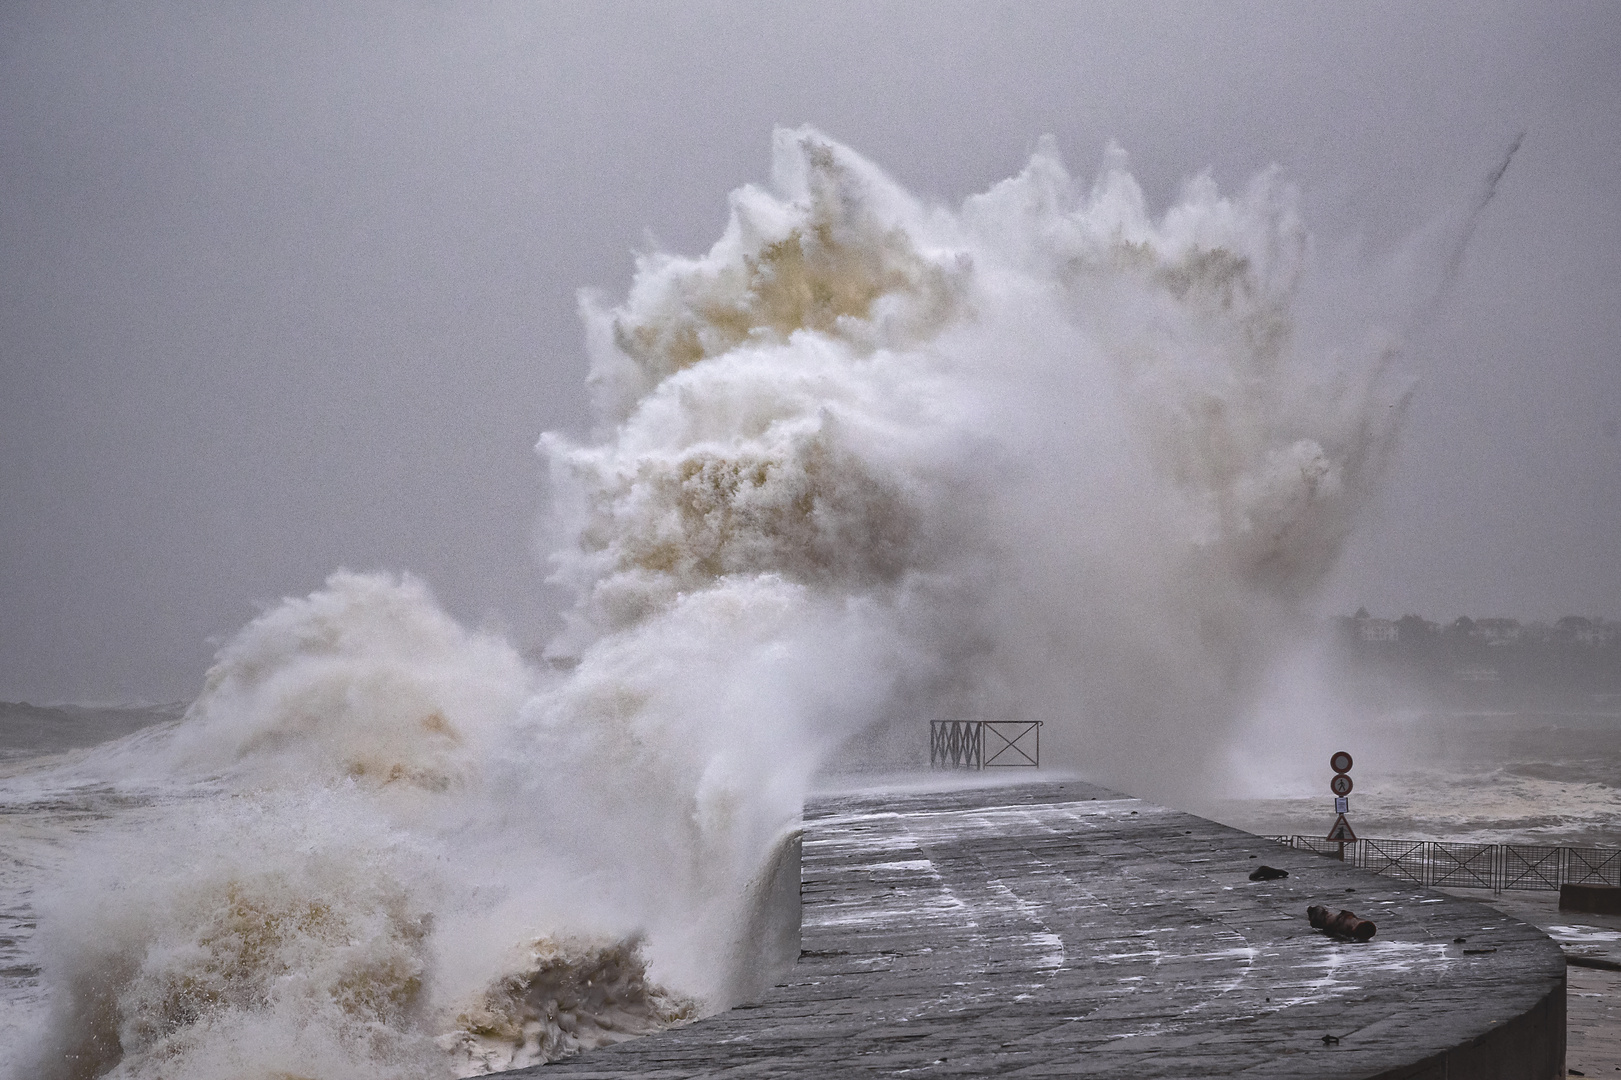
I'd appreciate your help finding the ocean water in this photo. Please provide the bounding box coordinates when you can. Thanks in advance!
[1202,708,1621,847]
[0,706,183,1065]
[5,703,1616,1080]
[3,127,1432,1078]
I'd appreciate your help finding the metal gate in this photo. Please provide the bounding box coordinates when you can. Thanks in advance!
[930,720,1042,769]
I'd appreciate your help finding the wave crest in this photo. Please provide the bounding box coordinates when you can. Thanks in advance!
[16,127,1408,1079]
[439,936,695,1076]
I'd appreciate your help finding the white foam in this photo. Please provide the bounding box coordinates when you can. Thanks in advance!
[8,127,1406,1078]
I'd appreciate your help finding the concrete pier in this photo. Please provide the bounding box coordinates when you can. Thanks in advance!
[520,779,1566,1078]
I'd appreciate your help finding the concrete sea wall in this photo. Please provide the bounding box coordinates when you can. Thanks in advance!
[519,779,1566,1078]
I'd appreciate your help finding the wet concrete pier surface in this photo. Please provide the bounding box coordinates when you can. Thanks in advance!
[523,779,1566,1079]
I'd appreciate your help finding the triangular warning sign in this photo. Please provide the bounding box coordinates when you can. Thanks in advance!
[1326,814,1357,843]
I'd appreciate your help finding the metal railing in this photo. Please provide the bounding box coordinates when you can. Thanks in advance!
[1269,835,1621,893]
[929,720,1043,769]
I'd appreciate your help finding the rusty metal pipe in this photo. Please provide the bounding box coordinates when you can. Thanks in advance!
[1308,904,1377,941]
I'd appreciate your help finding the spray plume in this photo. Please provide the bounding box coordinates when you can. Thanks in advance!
[12,128,1404,1080]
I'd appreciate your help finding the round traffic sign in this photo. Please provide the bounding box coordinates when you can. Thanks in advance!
[1330,750,1353,774]
[1330,773,1353,797]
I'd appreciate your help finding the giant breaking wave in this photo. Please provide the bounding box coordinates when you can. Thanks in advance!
[14,128,1403,1079]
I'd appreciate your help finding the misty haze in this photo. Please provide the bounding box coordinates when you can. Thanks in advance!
[2,4,1618,1077]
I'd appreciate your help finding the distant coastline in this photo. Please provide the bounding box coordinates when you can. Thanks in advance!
[1332,610,1621,712]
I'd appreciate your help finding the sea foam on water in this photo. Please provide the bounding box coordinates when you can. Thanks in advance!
[11,127,1403,1078]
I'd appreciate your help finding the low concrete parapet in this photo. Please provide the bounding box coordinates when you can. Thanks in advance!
[1560,883,1621,916]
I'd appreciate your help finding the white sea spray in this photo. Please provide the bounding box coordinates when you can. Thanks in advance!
[10,127,1404,1079]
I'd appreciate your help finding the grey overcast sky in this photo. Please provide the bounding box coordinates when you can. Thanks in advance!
[2,2,1618,704]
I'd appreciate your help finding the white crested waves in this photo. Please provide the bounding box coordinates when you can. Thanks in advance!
[3,127,1411,1078]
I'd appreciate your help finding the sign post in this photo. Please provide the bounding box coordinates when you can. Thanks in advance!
[1328,751,1355,860]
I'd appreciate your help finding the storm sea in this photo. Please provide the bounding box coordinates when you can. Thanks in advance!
[4,127,1579,1079]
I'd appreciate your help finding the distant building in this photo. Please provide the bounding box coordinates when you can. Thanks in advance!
[1358,618,1398,643]
[1471,618,1522,644]
[1577,625,1614,646]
